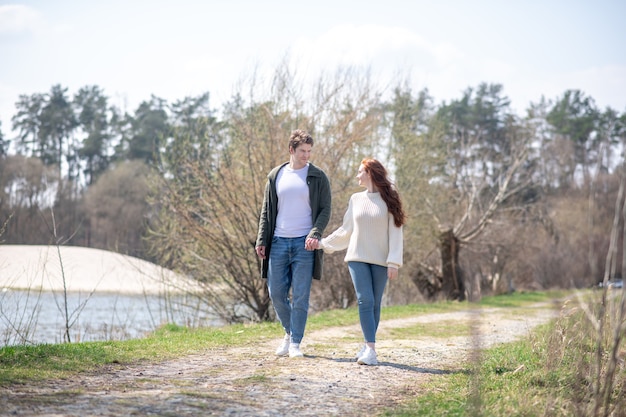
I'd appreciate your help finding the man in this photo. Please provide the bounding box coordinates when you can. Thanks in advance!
[255,129,332,358]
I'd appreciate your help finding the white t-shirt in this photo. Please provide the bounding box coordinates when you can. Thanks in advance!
[274,164,312,237]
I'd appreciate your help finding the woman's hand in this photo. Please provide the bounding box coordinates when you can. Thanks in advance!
[388,266,398,280]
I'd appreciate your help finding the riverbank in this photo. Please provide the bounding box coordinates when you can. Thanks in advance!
[0,245,193,295]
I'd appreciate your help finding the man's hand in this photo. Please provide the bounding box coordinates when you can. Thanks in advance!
[255,245,266,259]
[305,238,319,251]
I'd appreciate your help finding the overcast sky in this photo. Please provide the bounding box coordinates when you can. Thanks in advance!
[1,0,625,140]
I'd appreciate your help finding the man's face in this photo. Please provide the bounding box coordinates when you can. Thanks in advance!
[290,144,312,168]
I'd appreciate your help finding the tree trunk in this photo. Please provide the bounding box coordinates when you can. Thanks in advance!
[439,228,466,301]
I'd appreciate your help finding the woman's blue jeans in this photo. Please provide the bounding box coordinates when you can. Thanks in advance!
[267,236,314,344]
[348,261,388,343]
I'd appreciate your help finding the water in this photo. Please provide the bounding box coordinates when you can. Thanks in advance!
[0,288,223,346]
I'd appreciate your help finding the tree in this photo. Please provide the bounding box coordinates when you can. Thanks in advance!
[0,155,58,243]
[0,120,7,157]
[162,92,222,178]
[390,84,541,301]
[74,85,115,185]
[595,107,626,175]
[383,84,446,301]
[116,96,170,164]
[83,160,151,256]
[546,90,599,186]
[148,98,279,323]
[38,85,78,180]
[11,92,46,157]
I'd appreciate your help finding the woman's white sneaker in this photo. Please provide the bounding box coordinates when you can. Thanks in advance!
[355,344,366,361]
[357,347,378,365]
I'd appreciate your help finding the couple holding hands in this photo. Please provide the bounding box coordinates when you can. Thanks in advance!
[255,129,405,366]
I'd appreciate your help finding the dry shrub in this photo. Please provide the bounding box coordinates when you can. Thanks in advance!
[543,294,625,416]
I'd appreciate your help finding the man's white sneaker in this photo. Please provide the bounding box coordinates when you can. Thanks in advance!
[275,334,290,356]
[355,344,366,361]
[288,343,304,358]
[357,347,378,365]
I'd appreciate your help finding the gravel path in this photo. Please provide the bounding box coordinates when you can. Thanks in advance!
[1,303,560,416]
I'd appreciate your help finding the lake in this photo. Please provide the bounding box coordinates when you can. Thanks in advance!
[0,289,223,346]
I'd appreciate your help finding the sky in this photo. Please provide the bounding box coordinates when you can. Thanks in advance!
[1,0,625,141]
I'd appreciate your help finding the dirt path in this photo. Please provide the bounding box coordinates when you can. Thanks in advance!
[1,303,560,416]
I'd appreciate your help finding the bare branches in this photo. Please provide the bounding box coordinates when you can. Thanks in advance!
[457,143,531,243]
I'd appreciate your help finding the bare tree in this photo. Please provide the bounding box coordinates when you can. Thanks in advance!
[391,84,543,301]
[146,62,383,323]
[83,160,151,256]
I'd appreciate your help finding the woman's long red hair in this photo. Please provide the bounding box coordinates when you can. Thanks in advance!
[361,158,406,227]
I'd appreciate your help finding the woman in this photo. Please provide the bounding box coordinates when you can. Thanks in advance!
[317,158,405,365]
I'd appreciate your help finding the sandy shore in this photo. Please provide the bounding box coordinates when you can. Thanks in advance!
[0,245,195,295]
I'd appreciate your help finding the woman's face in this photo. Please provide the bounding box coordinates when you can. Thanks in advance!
[356,164,371,189]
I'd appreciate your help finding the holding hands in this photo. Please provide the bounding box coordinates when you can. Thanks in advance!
[257,238,319,259]
[305,238,320,251]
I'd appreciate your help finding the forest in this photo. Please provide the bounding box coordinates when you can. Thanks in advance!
[1,64,624,324]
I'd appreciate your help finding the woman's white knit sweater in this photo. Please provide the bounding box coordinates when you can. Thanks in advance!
[320,190,403,268]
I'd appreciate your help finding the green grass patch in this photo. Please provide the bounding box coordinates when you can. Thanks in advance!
[306,305,361,329]
[386,319,471,339]
[0,321,284,384]
[234,373,270,385]
[381,300,469,320]
[477,290,567,308]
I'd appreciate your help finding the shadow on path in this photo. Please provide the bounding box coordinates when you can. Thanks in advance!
[305,354,465,375]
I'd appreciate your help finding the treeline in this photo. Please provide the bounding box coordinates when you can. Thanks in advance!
[0,65,624,322]
[0,86,213,257]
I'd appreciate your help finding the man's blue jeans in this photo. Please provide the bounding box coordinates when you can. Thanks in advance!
[348,261,388,343]
[267,236,314,344]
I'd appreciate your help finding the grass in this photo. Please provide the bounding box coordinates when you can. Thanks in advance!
[382,325,564,416]
[383,290,626,417]
[386,319,471,339]
[0,321,285,383]
[5,288,618,417]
